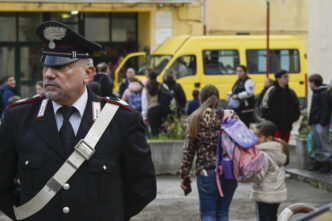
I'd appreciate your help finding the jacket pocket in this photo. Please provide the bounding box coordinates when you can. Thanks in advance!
[18,154,44,197]
[88,158,116,201]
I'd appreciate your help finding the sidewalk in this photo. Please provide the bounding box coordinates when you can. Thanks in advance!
[286,145,332,192]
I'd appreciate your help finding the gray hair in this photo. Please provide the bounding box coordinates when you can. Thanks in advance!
[79,58,94,67]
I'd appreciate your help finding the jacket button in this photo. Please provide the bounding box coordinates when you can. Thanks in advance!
[63,207,70,214]
[63,183,70,190]
[25,161,29,165]
[103,165,107,170]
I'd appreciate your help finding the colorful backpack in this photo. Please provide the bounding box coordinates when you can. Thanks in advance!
[215,110,265,197]
[128,91,142,112]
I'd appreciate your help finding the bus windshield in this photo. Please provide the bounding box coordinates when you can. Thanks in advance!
[138,55,172,75]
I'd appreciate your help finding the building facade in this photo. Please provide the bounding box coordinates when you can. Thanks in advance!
[0,0,308,96]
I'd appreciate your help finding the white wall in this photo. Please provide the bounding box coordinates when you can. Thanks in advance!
[307,0,332,107]
[308,0,332,84]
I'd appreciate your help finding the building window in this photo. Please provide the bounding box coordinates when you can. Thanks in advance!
[246,49,300,73]
[111,13,136,42]
[0,13,16,41]
[203,50,239,75]
[85,13,110,42]
[20,47,42,82]
[50,12,79,32]
[19,13,42,41]
[169,55,196,79]
[0,47,15,80]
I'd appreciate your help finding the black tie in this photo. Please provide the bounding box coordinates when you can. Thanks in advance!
[58,106,76,154]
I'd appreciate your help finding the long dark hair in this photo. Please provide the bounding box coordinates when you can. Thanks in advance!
[188,85,219,138]
[256,121,290,165]
[146,71,159,96]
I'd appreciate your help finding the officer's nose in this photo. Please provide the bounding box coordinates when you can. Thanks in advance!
[43,66,57,79]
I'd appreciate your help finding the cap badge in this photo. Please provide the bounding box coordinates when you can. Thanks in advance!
[43,26,67,49]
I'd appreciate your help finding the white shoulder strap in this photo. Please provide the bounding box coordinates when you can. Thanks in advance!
[14,103,119,220]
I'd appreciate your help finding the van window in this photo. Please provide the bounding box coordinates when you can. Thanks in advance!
[203,50,239,75]
[246,49,300,74]
[169,55,196,79]
[138,55,172,75]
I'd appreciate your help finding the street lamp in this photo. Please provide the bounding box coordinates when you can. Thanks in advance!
[266,0,270,78]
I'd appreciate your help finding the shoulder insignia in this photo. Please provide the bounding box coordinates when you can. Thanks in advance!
[103,97,134,113]
[8,96,41,109]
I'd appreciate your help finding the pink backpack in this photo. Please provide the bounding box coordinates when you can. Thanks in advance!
[215,110,265,197]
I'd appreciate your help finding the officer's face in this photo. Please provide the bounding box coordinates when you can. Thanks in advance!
[43,60,94,105]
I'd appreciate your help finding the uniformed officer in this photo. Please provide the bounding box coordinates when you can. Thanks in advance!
[0,21,156,221]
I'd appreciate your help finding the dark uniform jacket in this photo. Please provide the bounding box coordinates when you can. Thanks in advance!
[309,85,330,126]
[0,90,156,221]
[261,82,300,133]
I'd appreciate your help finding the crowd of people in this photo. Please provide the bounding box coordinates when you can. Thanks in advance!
[178,66,332,221]
[1,48,332,220]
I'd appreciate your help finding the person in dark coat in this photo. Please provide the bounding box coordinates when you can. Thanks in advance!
[261,70,300,143]
[307,74,331,172]
[0,21,156,221]
[119,68,136,98]
[186,89,200,115]
[93,62,114,97]
[163,69,186,117]
[0,76,17,114]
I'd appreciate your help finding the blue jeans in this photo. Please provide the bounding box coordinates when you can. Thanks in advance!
[197,169,238,221]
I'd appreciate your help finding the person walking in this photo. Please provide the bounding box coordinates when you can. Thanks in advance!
[261,70,300,143]
[251,121,289,221]
[93,62,114,97]
[141,71,170,137]
[119,68,136,98]
[0,21,156,221]
[186,89,200,115]
[180,85,238,221]
[0,76,17,115]
[226,65,255,127]
[163,69,186,117]
[35,81,44,96]
[307,74,331,172]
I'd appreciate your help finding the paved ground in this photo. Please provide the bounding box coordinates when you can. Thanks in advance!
[1,175,331,221]
[131,176,332,221]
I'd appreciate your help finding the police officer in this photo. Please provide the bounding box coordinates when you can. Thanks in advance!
[0,21,156,221]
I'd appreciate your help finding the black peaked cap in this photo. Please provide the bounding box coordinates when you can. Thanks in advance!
[35,21,102,66]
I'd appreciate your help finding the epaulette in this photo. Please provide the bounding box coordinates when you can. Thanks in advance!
[103,97,134,112]
[8,95,41,109]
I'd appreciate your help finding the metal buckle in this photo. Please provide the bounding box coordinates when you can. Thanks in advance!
[74,139,95,160]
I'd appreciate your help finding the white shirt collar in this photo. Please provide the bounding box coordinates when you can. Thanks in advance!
[52,87,88,117]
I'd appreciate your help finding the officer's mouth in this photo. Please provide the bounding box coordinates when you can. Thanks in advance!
[45,84,60,90]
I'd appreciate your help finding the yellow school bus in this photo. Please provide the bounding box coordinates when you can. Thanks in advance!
[115,35,307,102]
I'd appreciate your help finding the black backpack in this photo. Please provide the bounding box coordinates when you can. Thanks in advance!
[158,83,172,107]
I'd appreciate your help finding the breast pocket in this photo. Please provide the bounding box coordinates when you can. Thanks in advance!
[18,154,44,197]
[88,158,117,201]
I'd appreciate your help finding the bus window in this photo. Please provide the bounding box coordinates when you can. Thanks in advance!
[169,55,196,79]
[246,49,300,74]
[203,50,239,75]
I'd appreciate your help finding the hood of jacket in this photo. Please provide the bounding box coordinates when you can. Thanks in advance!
[256,141,287,167]
[128,81,143,93]
[313,84,328,93]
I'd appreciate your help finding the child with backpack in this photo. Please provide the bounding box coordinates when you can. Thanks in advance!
[250,121,289,221]
[180,85,238,221]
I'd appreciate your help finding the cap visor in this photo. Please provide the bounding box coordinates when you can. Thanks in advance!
[43,55,79,67]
